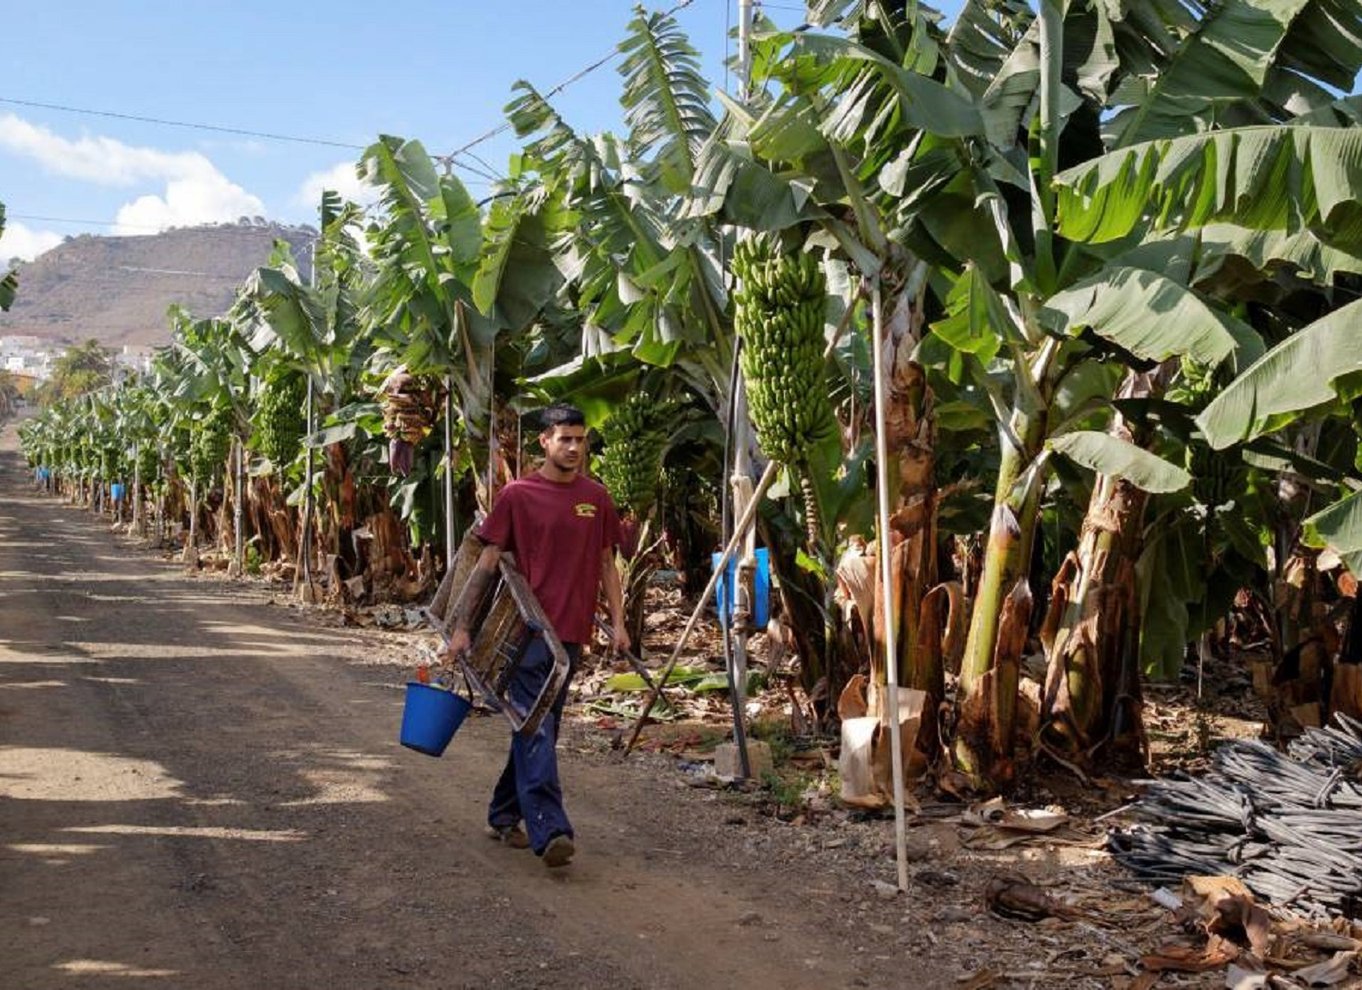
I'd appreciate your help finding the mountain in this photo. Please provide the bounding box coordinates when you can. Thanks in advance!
[0,221,315,348]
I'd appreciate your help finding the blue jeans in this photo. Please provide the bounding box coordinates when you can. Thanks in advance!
[487,636,579,854]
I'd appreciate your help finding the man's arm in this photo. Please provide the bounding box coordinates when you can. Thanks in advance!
[444,542,502,661]
[601,546,630,653]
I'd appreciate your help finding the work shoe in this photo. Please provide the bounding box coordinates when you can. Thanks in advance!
[541,834,575,868]
[487,824,529,849]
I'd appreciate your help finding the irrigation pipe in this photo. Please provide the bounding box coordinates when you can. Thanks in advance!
[621,459,780,757]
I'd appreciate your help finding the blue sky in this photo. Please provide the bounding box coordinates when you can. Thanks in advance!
[0,0,820,263]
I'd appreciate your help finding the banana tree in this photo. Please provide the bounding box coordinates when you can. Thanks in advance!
[236,195,378,590]
[360,137,508,516]
[507,12,792,688]
[734,0,1353,788]
[1190,299,1362,721]
[1047,15,1362,726]
[712,3,1014,731]
[108,380,162,531]
[161,311,252,563]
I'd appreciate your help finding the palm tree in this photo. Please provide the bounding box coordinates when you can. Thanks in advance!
[41,339,113,405]
[0,369,20,421]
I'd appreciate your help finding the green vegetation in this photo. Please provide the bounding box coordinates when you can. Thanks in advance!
[18,0,1362,794]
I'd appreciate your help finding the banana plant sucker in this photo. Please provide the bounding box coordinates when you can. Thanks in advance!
[954,331,1063,786]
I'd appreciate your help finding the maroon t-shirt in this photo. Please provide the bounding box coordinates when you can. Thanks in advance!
[476,473,622,645]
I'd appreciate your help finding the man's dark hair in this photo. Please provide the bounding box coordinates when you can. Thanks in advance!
[540,402,585,432]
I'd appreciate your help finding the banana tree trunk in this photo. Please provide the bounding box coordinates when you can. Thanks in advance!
[867,271,944,741]
[1266,425,1330,734]
[1334,594,1362,720]
[954,409,1048,790]
[1038,475,1149,767]
[1037,370,1164,769]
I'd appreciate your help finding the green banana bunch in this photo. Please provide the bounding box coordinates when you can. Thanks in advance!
[190,404,233,487]
[598,392,673,517]
[100,446,121,481]
[135,440,160,488]
[254,367,307,471]
[730,235,836,466]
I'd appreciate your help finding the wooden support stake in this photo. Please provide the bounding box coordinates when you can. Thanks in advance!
[872,278,910,892]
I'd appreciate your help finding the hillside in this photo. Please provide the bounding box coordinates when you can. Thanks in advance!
[0,221,315,348]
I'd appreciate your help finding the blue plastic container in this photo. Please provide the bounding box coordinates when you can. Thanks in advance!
[712,547,771,629]
[399,681,472,756]
[110,483,126,502]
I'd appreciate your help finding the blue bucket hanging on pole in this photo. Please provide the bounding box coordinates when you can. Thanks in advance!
[711,547,770,629]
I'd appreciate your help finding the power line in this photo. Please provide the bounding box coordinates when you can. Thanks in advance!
[7,212,316,232]
[116,265,245,279]
[5,0,706,189]
[440,0,698,160]
[6,0,718,226]
[0,97,366,150]
[0,97,500,185]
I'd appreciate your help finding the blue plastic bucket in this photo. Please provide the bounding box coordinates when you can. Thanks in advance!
[110,483,126,502]
[399,682,472,756]
[712,547,771,629]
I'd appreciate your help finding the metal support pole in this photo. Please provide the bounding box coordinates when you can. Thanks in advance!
[623,460,780,756]
[727,412,755,779]
[871,279,909,892]
[234,435,246,577]
[188,479,198,554]
[132,441,141,533]
[444,379,455,565]
[299,379,315,596]
[719,0,758,779]
[300,240,319,599]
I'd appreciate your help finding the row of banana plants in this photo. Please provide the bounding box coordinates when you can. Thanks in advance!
[19,2,1362,792]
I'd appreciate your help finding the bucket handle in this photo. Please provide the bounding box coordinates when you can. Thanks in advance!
[427,663,476,703]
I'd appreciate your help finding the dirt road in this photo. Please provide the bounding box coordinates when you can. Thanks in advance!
[0,422,942,990]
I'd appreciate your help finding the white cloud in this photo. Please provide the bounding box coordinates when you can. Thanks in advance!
[0,113,265,235]
[0,113,208,186]
[0,220,62,261]
[295,160,376,210]
[114,173,265,234]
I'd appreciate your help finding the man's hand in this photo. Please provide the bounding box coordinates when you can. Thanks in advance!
[610,623,631,655]
[443,627,471,665]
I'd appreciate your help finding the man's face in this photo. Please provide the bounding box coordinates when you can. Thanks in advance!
[540,423,587,473]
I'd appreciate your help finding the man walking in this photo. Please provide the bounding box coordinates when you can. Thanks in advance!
[446,403,629,867]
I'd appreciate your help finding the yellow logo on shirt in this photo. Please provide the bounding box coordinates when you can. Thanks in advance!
[574,503,597,518]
